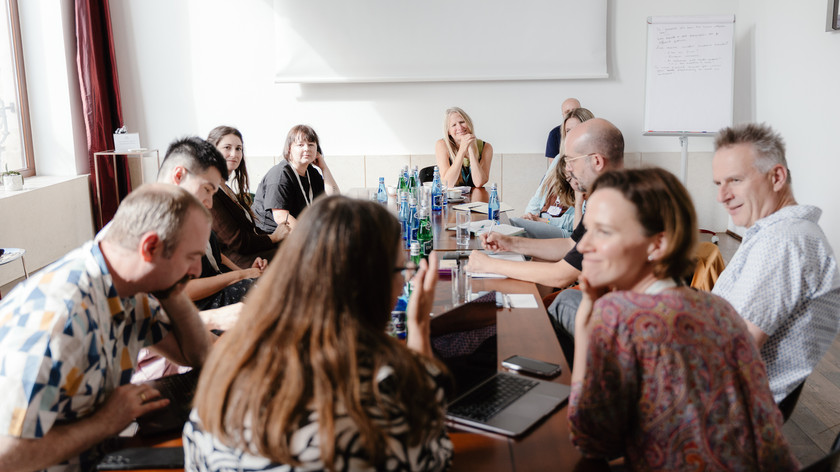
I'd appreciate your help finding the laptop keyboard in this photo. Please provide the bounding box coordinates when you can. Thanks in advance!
[448,374,539,422]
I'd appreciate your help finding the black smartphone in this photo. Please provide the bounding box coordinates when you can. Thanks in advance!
[501,355,562,378]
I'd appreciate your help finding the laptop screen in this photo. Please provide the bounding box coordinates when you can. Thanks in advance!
[432,328,497,398]
[430,292,499,398]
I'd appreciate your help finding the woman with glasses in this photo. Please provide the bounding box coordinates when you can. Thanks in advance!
[568,168,797,470]
[184,196,452,471]
[435,107,494,188]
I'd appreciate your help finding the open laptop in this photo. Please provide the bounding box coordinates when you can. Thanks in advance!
[431,293,571,437]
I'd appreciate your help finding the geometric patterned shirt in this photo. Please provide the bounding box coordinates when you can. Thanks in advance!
[713,205,840,402]
[0,241,171,471]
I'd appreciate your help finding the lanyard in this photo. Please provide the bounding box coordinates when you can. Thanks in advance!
[293,166,314,207]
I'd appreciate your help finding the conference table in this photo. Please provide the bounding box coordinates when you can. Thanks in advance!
[423,188,606,472]
[108,188,608,472]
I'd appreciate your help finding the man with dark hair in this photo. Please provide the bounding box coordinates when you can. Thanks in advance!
[712,122,840,402]
[156,136,262,319]
[0,185,214,471]
[157,136,229,209]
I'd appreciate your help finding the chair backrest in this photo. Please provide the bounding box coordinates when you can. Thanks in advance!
[690,241,726,291]
[800,429,840,471]
[419,166,435,184]
[778,381,805,422]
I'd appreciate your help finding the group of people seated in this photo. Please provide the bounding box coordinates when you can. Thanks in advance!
[0,99,837,471]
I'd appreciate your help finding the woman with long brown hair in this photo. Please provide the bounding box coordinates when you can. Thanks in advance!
[206,126,287,268]
[184,196,452,471]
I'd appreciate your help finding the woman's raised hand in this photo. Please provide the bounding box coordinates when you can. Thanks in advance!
[406,252,438,357]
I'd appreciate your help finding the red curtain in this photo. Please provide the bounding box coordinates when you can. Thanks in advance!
[75,0,128,230]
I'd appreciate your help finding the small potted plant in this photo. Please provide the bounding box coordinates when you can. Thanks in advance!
[1,164,23,191]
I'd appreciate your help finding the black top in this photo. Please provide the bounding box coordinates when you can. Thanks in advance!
[200,231,227,279]
[562,219,585,271]
[252,160,325,233]
[545,125,562,159]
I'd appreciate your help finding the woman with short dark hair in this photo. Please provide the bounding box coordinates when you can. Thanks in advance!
[252,125,340,232]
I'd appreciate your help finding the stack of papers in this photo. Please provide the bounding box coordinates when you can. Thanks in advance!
[445,220,525,236]
[468,252,526,278]
[451,201,514,213]
[468,220,524,236]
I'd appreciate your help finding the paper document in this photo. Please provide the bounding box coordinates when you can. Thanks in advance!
[469,221,524,236]
[505,294,539,308]
[470,202,514,214]
[468,252,526,278]
[451,202,484,211]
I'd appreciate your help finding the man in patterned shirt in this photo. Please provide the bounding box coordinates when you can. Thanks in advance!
[0,184,214,471]
[712,123,840,403]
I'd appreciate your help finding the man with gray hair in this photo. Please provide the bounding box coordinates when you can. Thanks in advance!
[0,184,214,471]
[712,122,840,403]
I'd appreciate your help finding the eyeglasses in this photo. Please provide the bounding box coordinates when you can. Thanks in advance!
[564,152,597,165]
[393,265,418,279]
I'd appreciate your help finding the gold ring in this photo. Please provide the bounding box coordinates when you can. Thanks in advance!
[140,392,147,402]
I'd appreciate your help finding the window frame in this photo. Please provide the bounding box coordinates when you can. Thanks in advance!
[3,0,34,177]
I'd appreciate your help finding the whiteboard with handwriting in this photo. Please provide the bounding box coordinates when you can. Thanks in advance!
[644,16,735,135]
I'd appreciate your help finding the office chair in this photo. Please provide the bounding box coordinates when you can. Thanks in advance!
[800,428,840,471]
[419,166,435,184]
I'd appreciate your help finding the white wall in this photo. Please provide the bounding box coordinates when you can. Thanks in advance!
[109,0,739,156]
[738,0,840,249]
[106,0,840,247]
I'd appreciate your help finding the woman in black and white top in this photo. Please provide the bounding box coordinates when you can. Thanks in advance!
[184,196,452,472]
[252,125,340,232]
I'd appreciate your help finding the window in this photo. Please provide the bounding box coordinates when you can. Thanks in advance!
[0,0,33,177]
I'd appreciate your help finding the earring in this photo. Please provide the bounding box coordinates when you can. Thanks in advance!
[647,254,654,262]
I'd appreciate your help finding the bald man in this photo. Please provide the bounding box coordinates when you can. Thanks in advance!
[545,97,583,162]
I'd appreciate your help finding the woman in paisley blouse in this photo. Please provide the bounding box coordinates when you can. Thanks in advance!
[567,167,797,470]
[183,196,452,472]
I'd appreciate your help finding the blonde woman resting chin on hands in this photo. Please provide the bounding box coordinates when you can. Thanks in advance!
[435,107,493,188]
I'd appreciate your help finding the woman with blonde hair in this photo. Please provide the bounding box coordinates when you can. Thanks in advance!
[184,196,452,471]
[568,167,797,470]
[434,107,493,188]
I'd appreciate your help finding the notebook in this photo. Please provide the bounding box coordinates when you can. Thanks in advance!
[430,295,570,437]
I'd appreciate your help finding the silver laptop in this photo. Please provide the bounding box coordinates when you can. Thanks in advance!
[430,294,570,437]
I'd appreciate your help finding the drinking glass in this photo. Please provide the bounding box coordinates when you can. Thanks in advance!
[451,264,472,305]
[455,210,470,248]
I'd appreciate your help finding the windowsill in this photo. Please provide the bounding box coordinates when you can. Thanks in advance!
[0,174,89,200]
